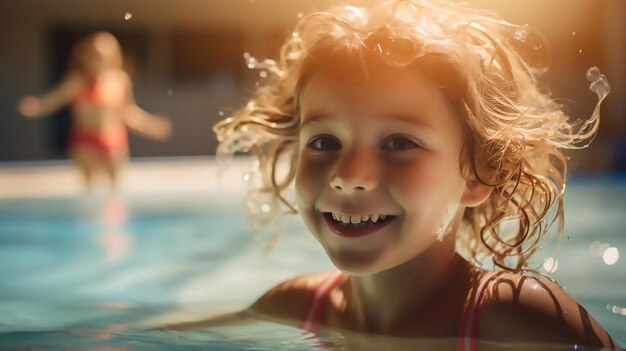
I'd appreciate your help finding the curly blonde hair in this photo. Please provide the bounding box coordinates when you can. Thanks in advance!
[214,0,607,271]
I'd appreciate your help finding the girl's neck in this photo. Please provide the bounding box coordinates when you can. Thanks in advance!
[344,238,473,334]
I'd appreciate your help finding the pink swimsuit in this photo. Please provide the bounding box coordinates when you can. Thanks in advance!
[68,79,129,157]
[299,271,503,351]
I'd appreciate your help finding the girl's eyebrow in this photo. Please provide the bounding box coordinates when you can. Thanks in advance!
[300,113,335,130]
[383,113,437,133]
[300,113,438,135]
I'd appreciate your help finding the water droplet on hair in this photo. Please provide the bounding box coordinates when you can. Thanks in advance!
[259,70,268,78]
[218,110,224,117]
[514,24,529,42]
[297,12,303,18]
[243,173,250,182]
[291,31,300,38]
[586,66,610,100]
[124,12,133,20]
[261,204,271,213]
[344,5,365,22]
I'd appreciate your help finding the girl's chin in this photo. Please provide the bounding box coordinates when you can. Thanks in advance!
[325,247,393,276]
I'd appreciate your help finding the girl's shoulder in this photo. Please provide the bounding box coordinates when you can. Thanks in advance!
[247,272,339,325]
[478,271,618,348]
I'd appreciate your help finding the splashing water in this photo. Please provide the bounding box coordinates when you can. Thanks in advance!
[242,52,283,77]
[569,66,611,149]
[543,257,559,273]
[607,304,626,316]
[586,66,610,100]
[124,12,132,20]
[514,24,529,42]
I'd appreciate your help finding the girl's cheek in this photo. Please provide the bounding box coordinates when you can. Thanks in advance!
[294,154,326,205]
[385,163,431,196]
[385,158,461,207]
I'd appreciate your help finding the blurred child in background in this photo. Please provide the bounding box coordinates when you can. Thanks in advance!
[18,31,171,190]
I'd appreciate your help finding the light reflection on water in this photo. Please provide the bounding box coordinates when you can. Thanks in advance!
[0,176,624,349]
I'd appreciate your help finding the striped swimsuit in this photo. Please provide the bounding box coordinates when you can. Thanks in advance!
[299,271,503,351]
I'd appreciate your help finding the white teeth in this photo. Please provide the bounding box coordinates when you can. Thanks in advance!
[329,212,390,224]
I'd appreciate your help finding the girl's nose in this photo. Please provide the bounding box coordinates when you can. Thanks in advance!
[329,153,377,192]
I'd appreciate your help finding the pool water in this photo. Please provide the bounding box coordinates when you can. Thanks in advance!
[0,175,624,349]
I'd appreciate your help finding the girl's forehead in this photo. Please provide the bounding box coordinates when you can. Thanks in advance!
[298,47,464,110]
[300,64,452,118]
[299,65,463,143]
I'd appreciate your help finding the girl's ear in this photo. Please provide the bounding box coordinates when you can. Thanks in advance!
[460,180,493,207]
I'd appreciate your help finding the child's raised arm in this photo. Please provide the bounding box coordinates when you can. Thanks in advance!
[121,76,172,141]
[18,74,82,118]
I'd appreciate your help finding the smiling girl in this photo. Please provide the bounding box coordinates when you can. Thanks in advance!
[208,0,618,349]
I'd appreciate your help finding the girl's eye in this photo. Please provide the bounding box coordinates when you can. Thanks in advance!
[381,136,420,150]
[307,136,341,151]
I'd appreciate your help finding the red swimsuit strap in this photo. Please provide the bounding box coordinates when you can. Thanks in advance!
[299,270,502,351]
[457,271,503,351]
[299,271,345,334]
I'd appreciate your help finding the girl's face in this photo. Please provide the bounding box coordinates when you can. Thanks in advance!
[295,64,483,276]
[77,35,121,76]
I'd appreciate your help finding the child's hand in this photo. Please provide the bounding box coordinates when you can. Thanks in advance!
[18,96,41,118]
[151,115,172,141]
[122,105,173,141]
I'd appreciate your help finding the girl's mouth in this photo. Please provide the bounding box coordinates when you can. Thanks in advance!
[322,212,396,238]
